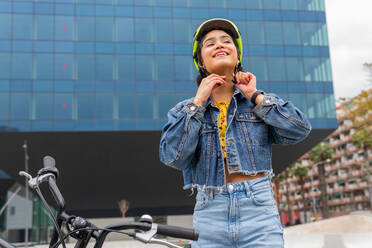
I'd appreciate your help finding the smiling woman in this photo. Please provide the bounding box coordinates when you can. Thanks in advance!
[159,18,312,247]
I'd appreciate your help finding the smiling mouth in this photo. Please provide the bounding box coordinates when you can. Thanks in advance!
[214,51,229,57]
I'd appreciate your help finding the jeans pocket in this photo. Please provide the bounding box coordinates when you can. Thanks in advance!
[194,191,210,211]
[251,185,274,207]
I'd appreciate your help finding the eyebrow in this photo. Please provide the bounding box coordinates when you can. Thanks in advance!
[203,35,233,45]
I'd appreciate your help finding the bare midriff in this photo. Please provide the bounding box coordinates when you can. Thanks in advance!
[224,159,266,183]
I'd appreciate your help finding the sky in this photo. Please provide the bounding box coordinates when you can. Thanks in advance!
[325,0,372,101]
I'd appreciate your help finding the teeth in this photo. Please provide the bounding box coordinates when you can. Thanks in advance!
[215,52,227,56]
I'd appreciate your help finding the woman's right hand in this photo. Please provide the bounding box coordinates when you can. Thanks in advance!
[193,74,226,106]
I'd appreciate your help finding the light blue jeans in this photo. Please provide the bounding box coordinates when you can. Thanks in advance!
[192,176,284,248]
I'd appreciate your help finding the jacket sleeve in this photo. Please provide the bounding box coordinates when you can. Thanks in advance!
[253,93,312,145]
[159,99,205,170]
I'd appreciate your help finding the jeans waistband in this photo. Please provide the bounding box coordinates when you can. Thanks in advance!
[197,174,272,195]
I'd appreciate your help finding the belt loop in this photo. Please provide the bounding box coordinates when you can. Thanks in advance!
[243,181,250,198]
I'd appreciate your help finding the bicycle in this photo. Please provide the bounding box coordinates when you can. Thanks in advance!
[0,156,199,248]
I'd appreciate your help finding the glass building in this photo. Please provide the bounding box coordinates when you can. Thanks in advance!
[0,0,337,240]
[0,0,336,132]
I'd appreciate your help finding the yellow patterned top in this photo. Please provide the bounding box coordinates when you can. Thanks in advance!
[215,101,230,159]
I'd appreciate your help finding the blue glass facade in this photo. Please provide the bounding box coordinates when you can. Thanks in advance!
[0,0,336,132]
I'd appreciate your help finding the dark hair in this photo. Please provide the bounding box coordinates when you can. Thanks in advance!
[193,28,244,86]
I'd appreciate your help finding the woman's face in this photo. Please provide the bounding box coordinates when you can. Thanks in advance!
[200,29,239,75]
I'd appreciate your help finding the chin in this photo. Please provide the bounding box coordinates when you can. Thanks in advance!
[208,61,235,75]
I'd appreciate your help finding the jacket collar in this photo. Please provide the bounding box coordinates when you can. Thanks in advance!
[202,87,245,108]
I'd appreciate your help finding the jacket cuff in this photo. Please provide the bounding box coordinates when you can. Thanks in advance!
[182,102,206,120]
[253,95,277,119]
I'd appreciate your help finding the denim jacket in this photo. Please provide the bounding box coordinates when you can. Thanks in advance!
[159,88,311,190]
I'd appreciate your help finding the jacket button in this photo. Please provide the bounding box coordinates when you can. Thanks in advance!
[228,184,234,193]
[190,106,196,111]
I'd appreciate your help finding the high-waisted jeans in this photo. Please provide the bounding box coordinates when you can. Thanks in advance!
[192,175,284,248]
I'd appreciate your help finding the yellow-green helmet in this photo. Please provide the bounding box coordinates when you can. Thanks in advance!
[192,18,243,71]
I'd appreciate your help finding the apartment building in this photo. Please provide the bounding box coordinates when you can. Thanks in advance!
[278,92,372,223]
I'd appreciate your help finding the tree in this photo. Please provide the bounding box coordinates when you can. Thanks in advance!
[292,164,309,223]
[308,143,334,219]
[274,172,285,220]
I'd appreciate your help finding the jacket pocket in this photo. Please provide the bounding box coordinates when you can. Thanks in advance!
[236,110,268,145]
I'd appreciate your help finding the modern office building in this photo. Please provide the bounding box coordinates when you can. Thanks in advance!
[0,0,336,227]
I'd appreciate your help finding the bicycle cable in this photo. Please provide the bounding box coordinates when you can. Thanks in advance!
[34,175,67,248]
[51,227,135,248]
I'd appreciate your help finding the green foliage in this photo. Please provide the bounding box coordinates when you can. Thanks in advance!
[308,143,334,163]
[292,164,309,180]
[352,129,372,149]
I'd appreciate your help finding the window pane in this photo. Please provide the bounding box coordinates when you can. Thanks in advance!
[137,94,154,118]
[320,57,332,81]
[155,19,173,42]
[307,93,325,118]
[12,53,32,79]
[173,19,191,43]
[283,22,301,45]
[96,93,114,119]
[13,14,32,39]
[96,55,114,80]
[77,93,94,119]
[158,94,174,119]
[155,56,174,80]
[301,23,329,46]
[175,56,192,81]
[248,57,268,81]
[263,0,280,9]
[54,93,73,119]
[0,53,10,78]
[281,0,298,9]
[136,55,154,80]
[288,93,307,114]
[34,54,53,79]
[246,0,262,8]
[299,0,324,11]
[304,57,321,82]
[77,54,94,79]
[0,93,9,120]
[96,17,114,41]
[267,57,286,81]
[77,16,95,41]
[34,93,53,119]
[11,93,30,119]
[286,57,304,81]
[325,93,336,118]
[247,22,265,44]
[118,55,135,80]
[116,18,134,42]
[55,16,74,40]
[265,22,283,45]
[35,15,53,40]
[118,93,135,118]
[135,18,154,42]
[55,54,74,79]
[0,14,11,39]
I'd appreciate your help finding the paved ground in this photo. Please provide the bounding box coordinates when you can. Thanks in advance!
[31,212,372,248]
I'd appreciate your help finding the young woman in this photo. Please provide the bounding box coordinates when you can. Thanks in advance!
[159,18,311,247]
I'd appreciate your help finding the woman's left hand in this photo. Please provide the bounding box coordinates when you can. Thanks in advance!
[235,72,257,100]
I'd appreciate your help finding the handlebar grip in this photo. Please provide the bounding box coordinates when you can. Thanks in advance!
[157,224,199,241]
[48,177,65,210]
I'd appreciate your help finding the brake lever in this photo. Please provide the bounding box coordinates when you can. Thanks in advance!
[19,171,56,189]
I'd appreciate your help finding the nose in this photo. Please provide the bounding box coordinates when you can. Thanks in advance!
[214,39,225,49]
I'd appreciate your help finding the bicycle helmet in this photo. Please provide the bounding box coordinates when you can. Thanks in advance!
[192,18,243,71]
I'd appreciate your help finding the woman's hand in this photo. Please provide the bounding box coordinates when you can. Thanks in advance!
[193,74,226,106]
[235,72,257,99]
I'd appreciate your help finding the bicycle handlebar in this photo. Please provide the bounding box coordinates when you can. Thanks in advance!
[0,238,15,248]
[19,156,199,248]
